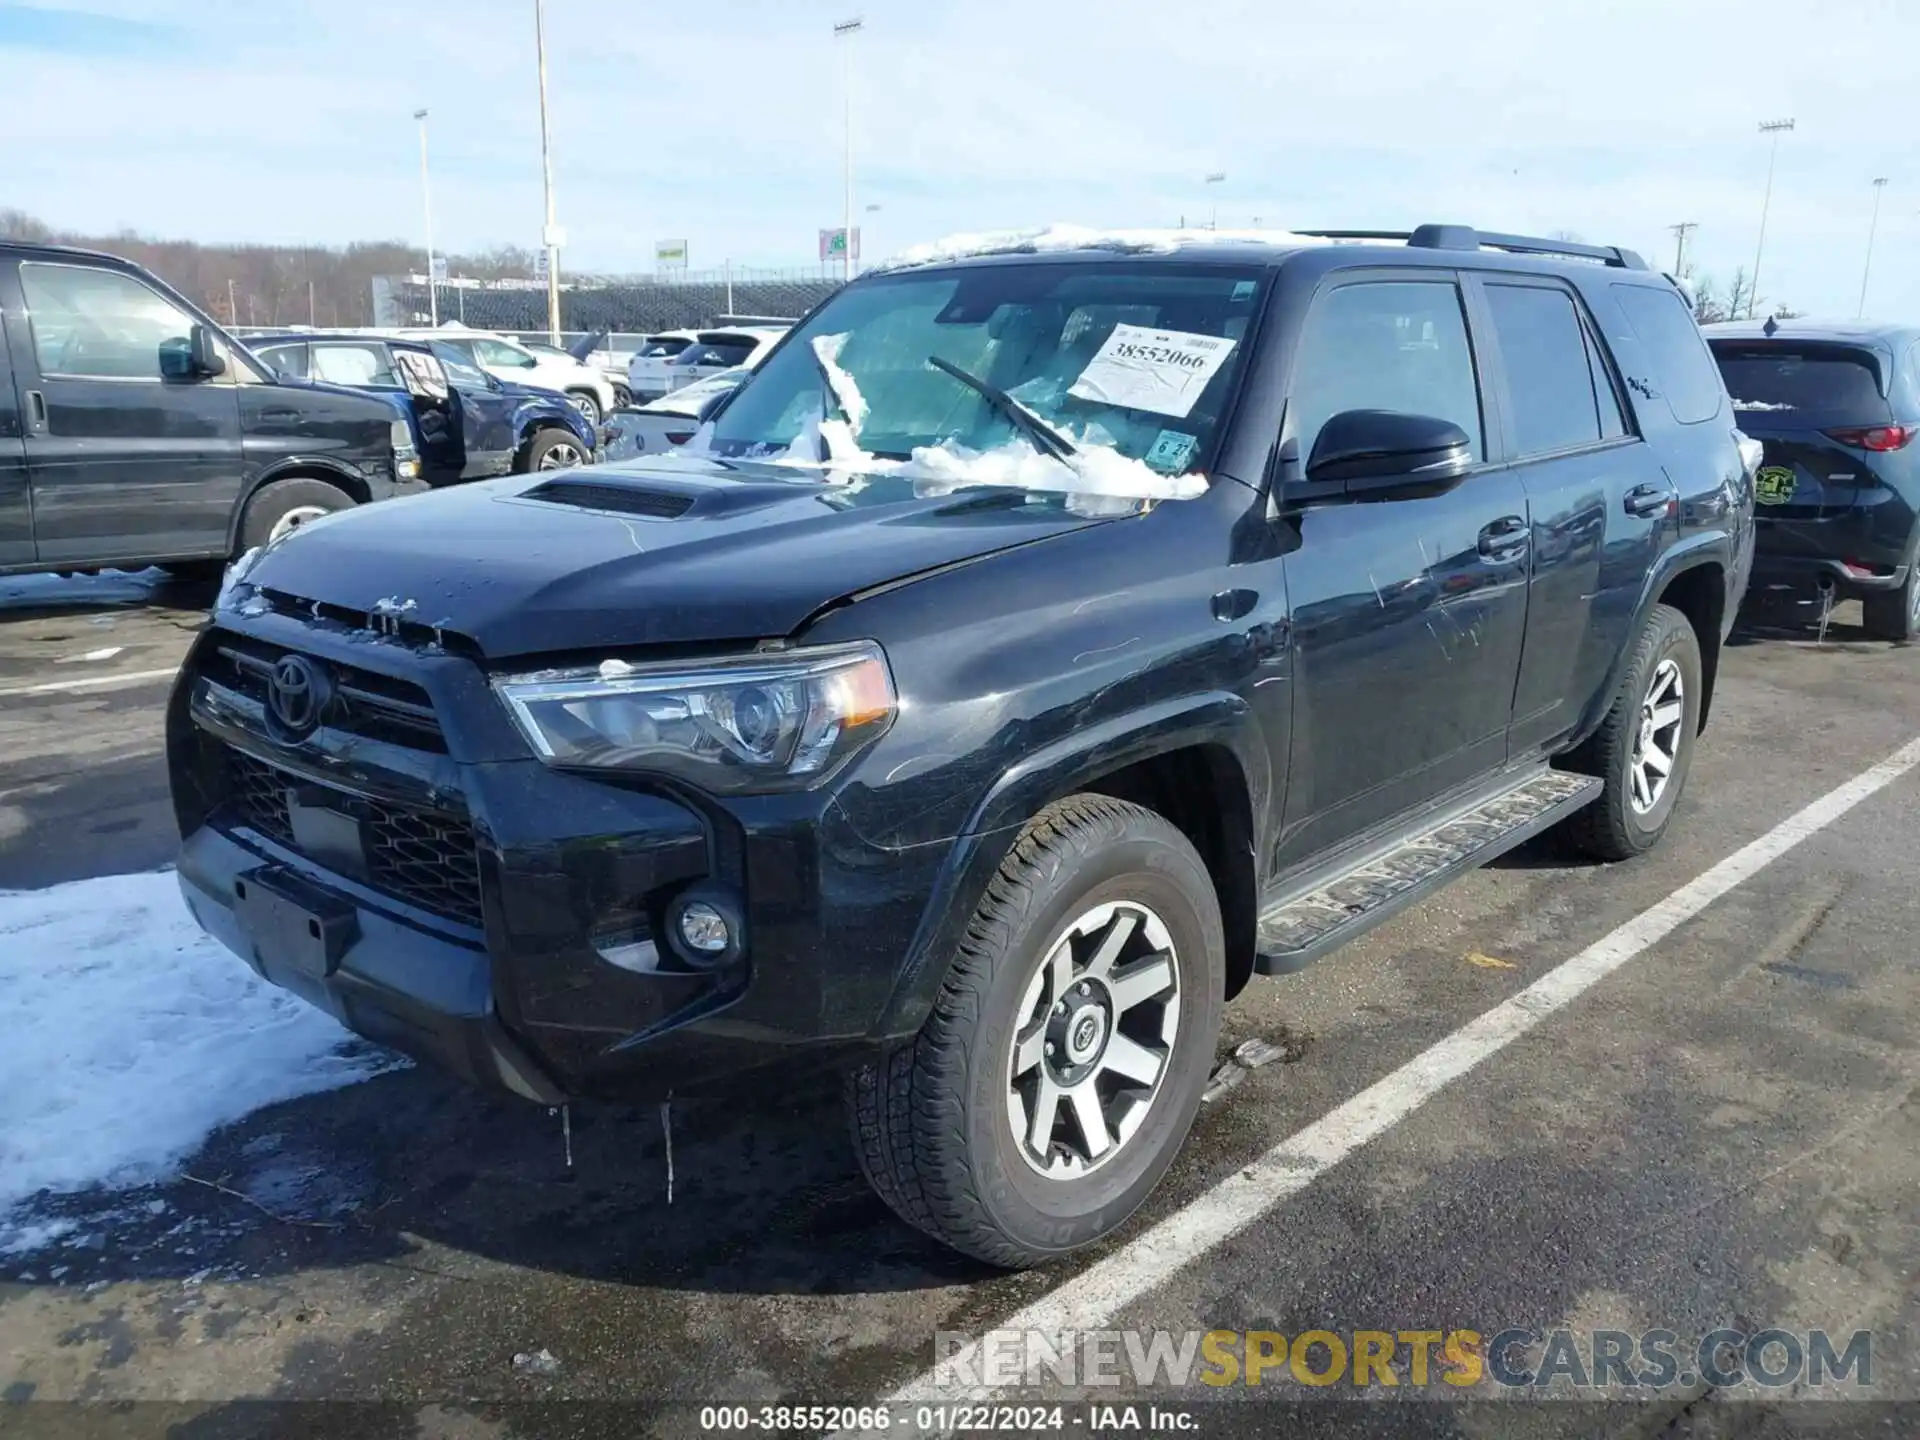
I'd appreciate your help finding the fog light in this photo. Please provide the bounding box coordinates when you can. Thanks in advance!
[677,902,731,955]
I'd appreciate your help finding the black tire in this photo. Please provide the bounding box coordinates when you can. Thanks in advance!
[519,428,591,472]
[238,477,354,552]
[1561,602,1703,861]
[566,389,602,427]
[1860,556,1920,642]
[612,384,633,408]
[847,795,1224,1268]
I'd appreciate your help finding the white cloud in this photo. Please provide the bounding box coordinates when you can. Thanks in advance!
[0,0,1912,317]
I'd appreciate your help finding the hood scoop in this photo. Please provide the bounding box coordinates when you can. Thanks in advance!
[522,478,696,519]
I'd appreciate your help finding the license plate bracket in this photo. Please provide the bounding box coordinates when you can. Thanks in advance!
[233,865,359,979]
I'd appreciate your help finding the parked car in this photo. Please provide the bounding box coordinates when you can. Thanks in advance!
[0,241,425,578]
[1704,317,1920,639]
[169,224,1753,1267]
[598,367,753,461]
[248,332,596,481]
[624,329,702,402]
[656,326,787,394]
[395,327,618,426]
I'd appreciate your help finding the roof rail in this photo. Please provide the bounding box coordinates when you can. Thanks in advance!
[1297,226,1649,271]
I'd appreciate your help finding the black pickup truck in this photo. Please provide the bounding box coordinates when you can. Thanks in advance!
[168,224,1756,1267]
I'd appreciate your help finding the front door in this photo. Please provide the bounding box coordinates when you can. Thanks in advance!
[1274,275,1532,870]
[9,258,243,564]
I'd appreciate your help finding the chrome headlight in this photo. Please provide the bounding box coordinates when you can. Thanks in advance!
[493,641,897,793]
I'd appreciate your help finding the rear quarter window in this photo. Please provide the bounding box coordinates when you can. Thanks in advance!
[1610,284,1726,425]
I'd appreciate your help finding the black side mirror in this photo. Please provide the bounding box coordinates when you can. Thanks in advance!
[160,325,227,381]
[1294,409,1473,501]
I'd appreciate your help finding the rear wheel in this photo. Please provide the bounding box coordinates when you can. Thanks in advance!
[1562,602,1702,861]
[1860,554,1920,642]
[238,478,354,552]
[847,795,1223,1267]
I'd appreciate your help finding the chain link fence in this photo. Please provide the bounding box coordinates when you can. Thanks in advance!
[379,267,846,334]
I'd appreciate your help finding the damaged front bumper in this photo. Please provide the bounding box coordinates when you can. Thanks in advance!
[166,614,960,1105]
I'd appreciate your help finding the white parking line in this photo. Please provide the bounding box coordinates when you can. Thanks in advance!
[857,734,1920,1426]
[0,667,181,700]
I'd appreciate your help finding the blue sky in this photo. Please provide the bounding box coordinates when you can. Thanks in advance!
[1,0,1913,319]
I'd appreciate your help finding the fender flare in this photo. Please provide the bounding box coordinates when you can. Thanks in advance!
[869,690,1269,1041]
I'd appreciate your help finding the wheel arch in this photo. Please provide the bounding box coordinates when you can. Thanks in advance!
[873,693,1271,1041]
[1573,538,1729,746]
[225,461,368,555]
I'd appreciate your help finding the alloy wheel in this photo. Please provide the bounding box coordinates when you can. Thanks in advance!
[268,505,331,543]
[1006,900,1180,1179]
[537,441,586,469]
[1628,657,1685,815]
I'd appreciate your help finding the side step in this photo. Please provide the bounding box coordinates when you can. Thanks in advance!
[1254,769,1602,975]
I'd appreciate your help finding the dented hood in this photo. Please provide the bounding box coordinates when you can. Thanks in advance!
[240,455,1108,659]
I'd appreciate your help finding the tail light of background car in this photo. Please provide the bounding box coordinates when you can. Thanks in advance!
[1823,425,1916,452]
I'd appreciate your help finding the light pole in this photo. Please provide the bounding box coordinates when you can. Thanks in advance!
[1750,118,1795,319]
[413,108,439,326]
[1668,221,1697,275]
[1858,177,1889,319]
[835,18,863,282]
[1204,172,1225,230]
[533,0,562,344]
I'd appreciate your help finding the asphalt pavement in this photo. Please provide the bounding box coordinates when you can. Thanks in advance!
[0,573,1914,1439]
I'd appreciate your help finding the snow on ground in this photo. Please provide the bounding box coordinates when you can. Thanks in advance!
[0,869,396,1244]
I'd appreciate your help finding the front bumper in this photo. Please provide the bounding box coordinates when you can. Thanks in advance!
[166,615,958,1104]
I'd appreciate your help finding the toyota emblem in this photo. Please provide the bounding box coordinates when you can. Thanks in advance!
[266,654,331,739]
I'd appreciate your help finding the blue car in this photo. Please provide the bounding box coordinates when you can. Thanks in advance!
[245,332,596,484]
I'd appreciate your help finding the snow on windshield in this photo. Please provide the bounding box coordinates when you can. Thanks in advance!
[872,223,1334,273]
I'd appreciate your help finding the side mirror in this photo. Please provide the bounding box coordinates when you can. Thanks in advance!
[1296,409,1473,500]
[161,325,227,381]
[393,349,451,403]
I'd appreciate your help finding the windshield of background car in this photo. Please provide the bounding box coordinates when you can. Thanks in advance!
[704,262,1268,474]
[1710,344,1891,420]
[426,342,494,392]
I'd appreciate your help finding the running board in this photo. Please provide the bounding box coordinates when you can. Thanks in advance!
[1254,769,1602,975]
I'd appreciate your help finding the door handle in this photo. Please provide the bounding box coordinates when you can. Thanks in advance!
[1477,515,1528,559]
[1624,483,1674,518]
[25,390,46,434]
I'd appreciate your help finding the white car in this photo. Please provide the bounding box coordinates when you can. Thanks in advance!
[395,328,618,425]
[658,327,788,394]
[599,367,752,462]
[625,330,703,402]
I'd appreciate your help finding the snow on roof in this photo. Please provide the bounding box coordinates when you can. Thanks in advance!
[871,223,1335,273]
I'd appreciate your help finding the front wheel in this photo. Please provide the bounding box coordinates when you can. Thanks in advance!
[520,428,590,472]
[848,795,1223,1268]
[238,477,354,552]
[1561,602,1703,861]
[566,390,602,427]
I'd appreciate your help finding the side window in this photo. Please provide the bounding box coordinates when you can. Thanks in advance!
[254,343,309,380]
[1484,284,1603,456]
[474,338,537,370]
[427,342,492,391]
[19,263,194,380]
[1586,323,1627,439]
[1610,283,1725,425]
[1287,280,1484,463]
[311,343,398,387]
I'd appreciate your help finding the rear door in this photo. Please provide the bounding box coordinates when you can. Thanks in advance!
[12,257,244,564]
[1470,274,1673,756]
[0,259,32,566]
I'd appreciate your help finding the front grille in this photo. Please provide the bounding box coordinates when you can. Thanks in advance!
[201,635,446,752]
[225,749,484,928]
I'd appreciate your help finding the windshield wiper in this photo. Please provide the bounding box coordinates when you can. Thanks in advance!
[925,355,1078,463]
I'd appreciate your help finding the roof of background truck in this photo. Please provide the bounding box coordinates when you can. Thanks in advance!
[1703,318,1920,346]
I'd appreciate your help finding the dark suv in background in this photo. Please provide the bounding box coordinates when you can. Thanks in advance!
[1706,318,1920,639]
[169,224,1754,1267]
[0,241,423,578]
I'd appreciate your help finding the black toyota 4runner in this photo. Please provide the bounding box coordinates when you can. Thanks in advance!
[168,225,1756,1267]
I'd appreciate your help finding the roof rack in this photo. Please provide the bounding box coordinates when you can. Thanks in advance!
[1297,225,1649,271]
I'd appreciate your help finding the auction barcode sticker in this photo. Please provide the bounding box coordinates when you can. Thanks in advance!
[1068,324,1237,418]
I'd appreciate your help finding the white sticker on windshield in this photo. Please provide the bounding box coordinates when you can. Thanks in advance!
[1144,429,1198,474]
[1068,324,1237,419]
